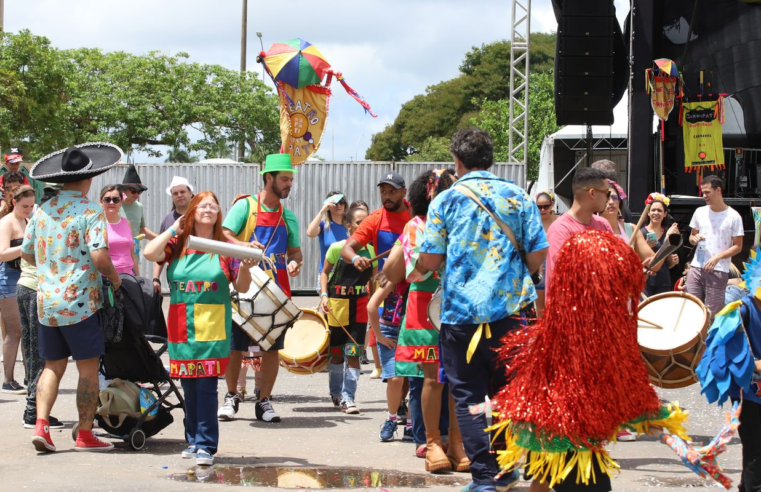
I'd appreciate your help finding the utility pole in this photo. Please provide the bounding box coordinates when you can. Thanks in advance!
[238,0,247,162]
[1,0,5,31]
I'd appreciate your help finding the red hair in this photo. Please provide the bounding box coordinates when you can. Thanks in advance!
[171,191,226,262]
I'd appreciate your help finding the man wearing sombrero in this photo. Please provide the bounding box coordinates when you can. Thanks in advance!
[1,147,45,203]
[21,143,124,453]
[220,154,303,423]
[119,164,157,241]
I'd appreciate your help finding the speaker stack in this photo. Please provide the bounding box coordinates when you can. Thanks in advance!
[555,0,617,126]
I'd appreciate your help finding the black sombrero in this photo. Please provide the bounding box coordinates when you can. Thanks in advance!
[30,143,122,183]
[120,164,148,192]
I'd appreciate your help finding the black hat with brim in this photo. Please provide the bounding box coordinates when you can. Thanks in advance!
[120,164,148,192]
[30,143,122,183]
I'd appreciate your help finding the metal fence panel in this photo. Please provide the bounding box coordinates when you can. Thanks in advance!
[85,161,524,292]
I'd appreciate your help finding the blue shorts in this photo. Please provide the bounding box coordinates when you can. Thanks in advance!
[377,322,399,380]
[38,314,105,361]
[231,321,285,352]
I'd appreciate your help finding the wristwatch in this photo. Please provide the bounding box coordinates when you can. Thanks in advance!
[153,277,161,284]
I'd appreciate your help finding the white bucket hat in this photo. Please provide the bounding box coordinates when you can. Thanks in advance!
[166,176,194,196]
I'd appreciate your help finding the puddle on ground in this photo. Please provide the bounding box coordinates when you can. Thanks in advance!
[172,465,468,488]
[639,476,717,488]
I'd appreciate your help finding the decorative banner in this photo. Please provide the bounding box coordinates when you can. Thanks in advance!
[753,207,761,249]
[279,84,330,165]
[259,37,376,166]
[681,100,725,173]
[649,76,677,121]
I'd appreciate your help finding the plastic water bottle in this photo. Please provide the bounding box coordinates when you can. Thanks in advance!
[697,240,708,265]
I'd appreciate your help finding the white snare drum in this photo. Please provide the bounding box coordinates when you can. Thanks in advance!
[427,288,442,331]
[637,292,709,388]
[231,266,301,350]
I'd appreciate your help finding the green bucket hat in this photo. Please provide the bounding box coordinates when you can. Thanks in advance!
[260,153,297,175]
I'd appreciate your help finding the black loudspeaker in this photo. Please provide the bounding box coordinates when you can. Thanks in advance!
[555,0,616,125]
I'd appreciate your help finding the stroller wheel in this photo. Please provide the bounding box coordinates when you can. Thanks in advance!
[71,423,80,442]
[129,428,146,451]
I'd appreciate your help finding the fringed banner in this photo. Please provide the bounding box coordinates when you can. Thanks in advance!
[681,99,725,173]
[279,84,330,165]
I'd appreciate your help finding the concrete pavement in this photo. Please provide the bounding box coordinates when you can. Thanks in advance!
[0,296,743,491]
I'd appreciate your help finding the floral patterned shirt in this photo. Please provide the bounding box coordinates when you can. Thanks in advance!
[421,171,548,325]
[22,190,108,327]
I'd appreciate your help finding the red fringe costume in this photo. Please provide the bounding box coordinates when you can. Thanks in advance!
[485,230,689,488]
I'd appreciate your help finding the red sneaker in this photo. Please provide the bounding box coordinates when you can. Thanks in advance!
[415,444,427,458]
[74,429,114,452]
[32,420,56,452]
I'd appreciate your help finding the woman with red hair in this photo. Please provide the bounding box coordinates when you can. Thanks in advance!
[144,191,255,467]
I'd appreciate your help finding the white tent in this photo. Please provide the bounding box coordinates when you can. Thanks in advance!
[534,92,635,211]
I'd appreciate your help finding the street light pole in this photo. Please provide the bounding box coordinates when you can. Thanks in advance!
[256,32,264,82]
[1,0,5,31]
[240,0,247,74]
[239,0,247,162]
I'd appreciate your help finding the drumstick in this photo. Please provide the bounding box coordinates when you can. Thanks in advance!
[369,249,391,263]
[638,317,664,330]
[629,203,652,247]
[325,309,361,347]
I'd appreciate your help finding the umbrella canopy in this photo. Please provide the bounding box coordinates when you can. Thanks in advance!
[263,38,331,89]
[654,58,680,78]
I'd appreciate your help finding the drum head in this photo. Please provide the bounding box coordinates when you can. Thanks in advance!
[281,310,329,359]
[637,292,708,355]
[428,290,442,331]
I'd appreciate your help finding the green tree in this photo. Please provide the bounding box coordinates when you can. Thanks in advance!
[404,136,452,162]
[0,30,280,161]
[366,33,558,163]
[471,71,561,180]
[165,146,199,163]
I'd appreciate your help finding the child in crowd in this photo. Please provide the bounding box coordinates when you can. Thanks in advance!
[236,345,262,401]
[320,206,377,414]
[368,275,408,441]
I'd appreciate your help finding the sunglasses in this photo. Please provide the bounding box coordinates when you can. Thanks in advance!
[102,197,121,204]
[591,187,612,199]
[537,204,552,211]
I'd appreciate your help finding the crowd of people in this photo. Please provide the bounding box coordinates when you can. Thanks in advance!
[0,131,758,492]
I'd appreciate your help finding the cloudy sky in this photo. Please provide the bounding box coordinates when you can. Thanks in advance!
[7,1,629,162]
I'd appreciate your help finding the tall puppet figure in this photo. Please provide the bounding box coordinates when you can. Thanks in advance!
[486,230,689,491]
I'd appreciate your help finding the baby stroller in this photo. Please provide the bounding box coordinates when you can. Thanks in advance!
[73,274,184,450]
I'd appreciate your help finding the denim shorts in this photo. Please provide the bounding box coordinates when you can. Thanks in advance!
[377,322,399,380]
[38,314,105,361]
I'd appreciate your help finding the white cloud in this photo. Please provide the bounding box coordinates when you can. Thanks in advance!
[7,0,630,161]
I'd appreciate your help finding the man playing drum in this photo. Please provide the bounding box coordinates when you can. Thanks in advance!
[219,154,303,423]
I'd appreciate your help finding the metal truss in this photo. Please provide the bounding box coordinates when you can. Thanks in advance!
[508,0,531,166]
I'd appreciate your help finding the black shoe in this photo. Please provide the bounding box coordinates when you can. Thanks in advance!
[359,354,370,365]
[255,397,281,422]
[397,399,408,420]
[2,380,26,395]
[23,414,64,429]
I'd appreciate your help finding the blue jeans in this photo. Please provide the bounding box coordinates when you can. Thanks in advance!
[329,362,360,402]
[409,376,450,445]
[440,314,526,486]
[181,377,219,454]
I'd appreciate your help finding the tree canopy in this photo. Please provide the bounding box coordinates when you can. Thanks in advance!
[366,32,560,179]
[0,30,280,162]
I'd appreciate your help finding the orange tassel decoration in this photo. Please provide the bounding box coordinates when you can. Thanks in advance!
[491,230,662,450]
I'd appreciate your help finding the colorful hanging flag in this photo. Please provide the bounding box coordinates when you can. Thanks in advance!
[649,76,678,121]
[259,38,376,164]
[681,100,725,173]
[279,84,330,164]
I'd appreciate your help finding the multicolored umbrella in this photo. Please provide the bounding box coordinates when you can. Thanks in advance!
[653,58,680,78]
[261,38,331,89]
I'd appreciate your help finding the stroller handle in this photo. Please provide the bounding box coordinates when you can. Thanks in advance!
[145,335,169,357]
